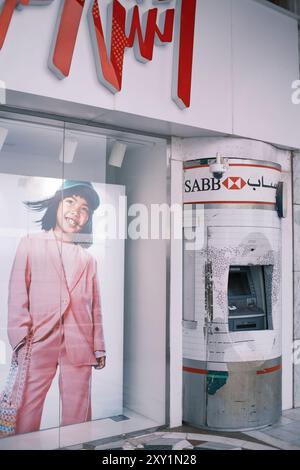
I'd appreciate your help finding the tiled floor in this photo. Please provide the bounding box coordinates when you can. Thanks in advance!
[0,409,162,450]
[65,415,300,451]
[2,408,300,450]
[244,410,300,450]
[64,431,276,451]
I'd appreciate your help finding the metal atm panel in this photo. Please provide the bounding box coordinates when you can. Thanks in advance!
[204,225,281,429]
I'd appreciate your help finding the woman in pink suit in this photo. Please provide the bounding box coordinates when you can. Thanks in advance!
[7,180,106,434]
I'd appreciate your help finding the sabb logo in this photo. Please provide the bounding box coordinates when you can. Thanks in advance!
[223,177,247,190]
[185,178,221,193]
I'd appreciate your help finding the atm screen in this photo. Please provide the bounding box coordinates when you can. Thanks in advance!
[228,271,251,297]
[228,265,270,332]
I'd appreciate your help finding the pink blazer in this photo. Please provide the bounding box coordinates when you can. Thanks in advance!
[7,230,105,366]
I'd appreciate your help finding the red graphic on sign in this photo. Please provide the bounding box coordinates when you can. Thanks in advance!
[89,0,174,92]
[223,177,247,190]
[0,0,197,109]
[0,0,29,49]
[50,0,85,80]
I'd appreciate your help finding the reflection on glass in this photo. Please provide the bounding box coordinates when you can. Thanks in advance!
[228,271,251,297]
[0,116,167,448]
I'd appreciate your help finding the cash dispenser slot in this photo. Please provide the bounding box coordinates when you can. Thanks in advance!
[228,265,272,332]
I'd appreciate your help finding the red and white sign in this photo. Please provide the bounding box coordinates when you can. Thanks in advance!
[184,161,281,206]
[0,0,196,109]
[222,177,247,190]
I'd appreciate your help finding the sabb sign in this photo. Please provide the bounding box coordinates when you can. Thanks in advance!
[184,161,282,206]
[0,0,196,109]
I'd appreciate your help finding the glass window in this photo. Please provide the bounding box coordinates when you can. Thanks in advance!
[0,114,168,449]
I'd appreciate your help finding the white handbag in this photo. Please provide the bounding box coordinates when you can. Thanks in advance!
[0,334,33,437]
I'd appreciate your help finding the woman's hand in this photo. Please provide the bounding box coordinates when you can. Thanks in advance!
[94,356,106,370]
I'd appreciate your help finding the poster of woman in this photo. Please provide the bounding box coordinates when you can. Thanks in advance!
[0,175,124,435]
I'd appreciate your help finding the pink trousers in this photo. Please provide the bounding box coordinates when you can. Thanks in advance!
[14,325,92,435]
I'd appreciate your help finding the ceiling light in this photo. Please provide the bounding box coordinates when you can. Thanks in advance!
[109,141,127,168]
[0,127,8,152]
[59,137,78,164]
[0,80,6,105]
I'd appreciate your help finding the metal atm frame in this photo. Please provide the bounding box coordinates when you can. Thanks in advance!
[183,157,282,431]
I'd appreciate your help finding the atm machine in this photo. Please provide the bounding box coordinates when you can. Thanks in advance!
[183,157,283,430]
[227,265,272,333]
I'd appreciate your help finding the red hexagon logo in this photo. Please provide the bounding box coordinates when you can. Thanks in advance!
[223,177,247,190]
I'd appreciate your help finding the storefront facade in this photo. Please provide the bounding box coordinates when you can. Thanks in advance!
[0,0,299,448]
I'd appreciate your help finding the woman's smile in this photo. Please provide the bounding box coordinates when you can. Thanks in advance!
[65,216,80,230]
[55,195,90,237]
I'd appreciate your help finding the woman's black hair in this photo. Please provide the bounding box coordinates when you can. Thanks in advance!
[24,186,97,248]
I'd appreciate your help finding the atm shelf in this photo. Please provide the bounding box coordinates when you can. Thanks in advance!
[228,313,266,319]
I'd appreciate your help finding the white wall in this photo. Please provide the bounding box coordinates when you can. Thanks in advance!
[0,0,299,148]
[232,0,300,148]
[169,156,183,428]
[118,142,167,424]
